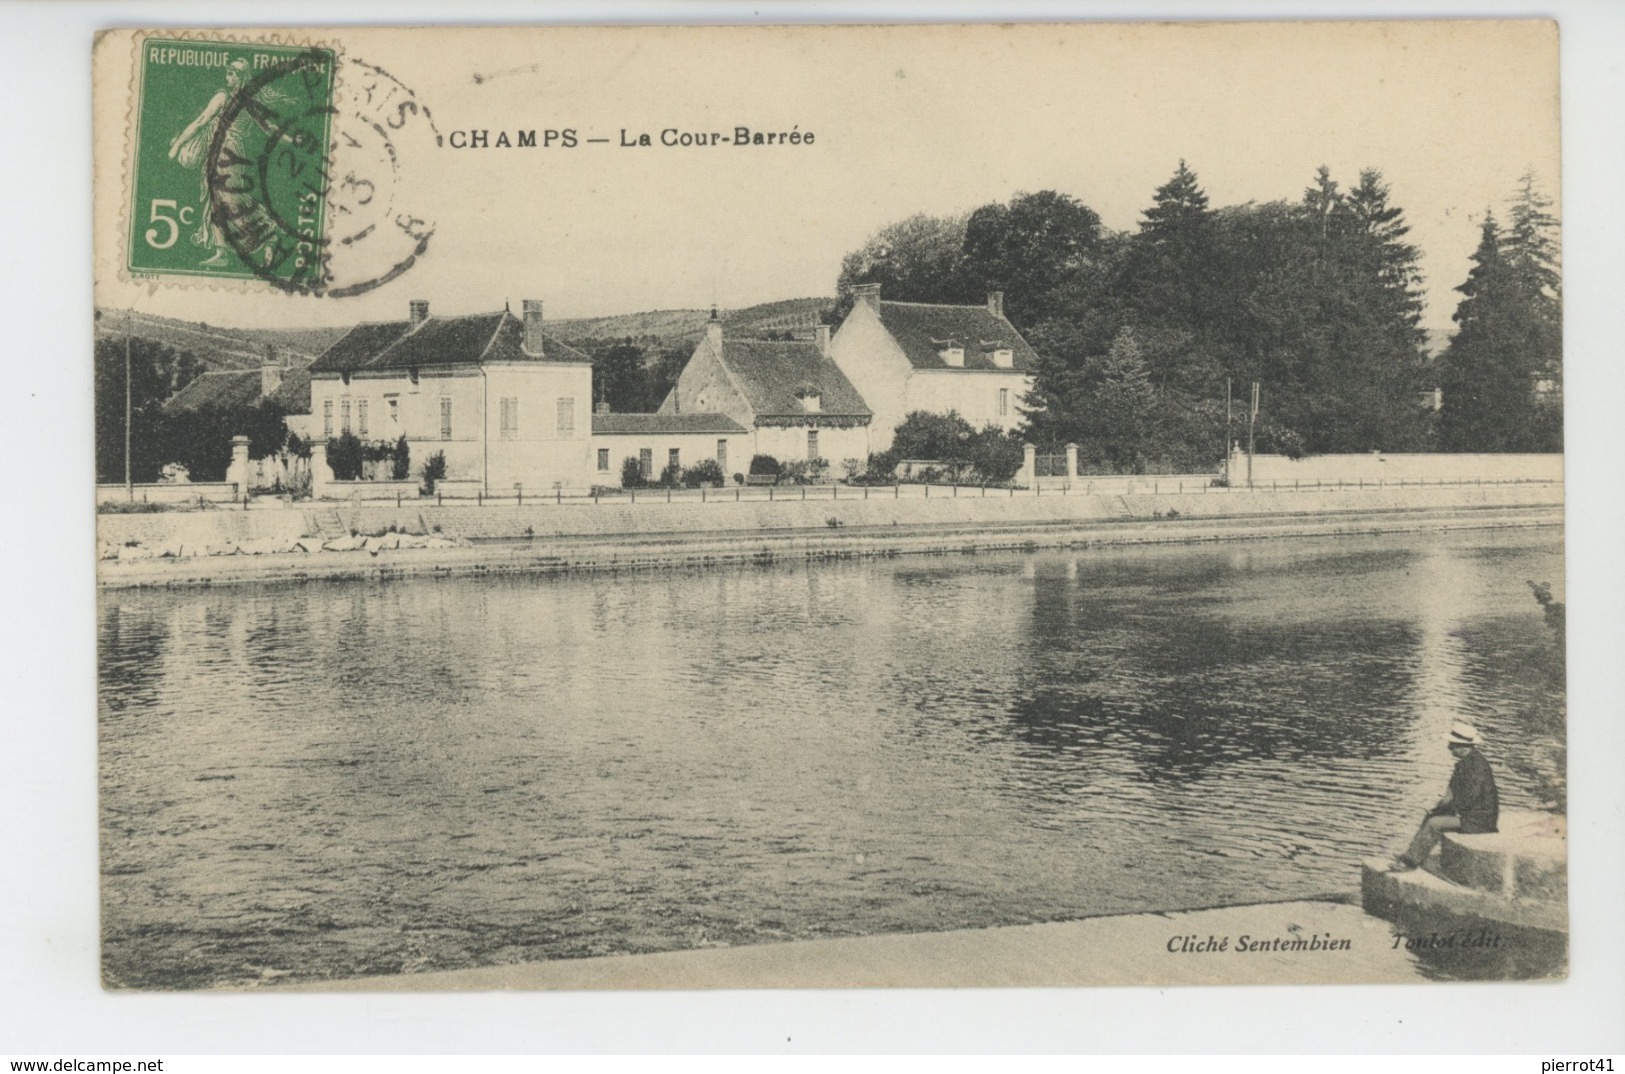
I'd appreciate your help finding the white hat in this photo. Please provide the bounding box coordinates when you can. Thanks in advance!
[1448,722,1481,746]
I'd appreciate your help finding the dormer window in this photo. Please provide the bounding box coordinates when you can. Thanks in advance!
[991,347,1014,369]
[935,339,965,367]
[798,388,822,413]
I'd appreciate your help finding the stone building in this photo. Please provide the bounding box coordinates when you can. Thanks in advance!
[660,314,873,472]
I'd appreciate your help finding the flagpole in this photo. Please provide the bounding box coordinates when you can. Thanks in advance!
[125,309,133,499]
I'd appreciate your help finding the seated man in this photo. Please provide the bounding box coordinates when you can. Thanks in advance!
[1395,722,1499,870]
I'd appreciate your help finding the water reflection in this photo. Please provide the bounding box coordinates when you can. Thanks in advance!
[98,528,1564,988]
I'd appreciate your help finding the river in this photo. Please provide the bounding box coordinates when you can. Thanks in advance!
[97,527,1566,988]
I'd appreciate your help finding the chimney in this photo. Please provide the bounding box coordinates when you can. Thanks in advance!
[409,299,429,327]
[522,298,544,356]
[259,345,283,396]
[814,324,830,357]
[987,291,1005,318]
[706,306,722,350]
[853,282,882,312]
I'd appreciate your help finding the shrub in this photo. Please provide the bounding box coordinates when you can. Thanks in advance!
[327,432,365,481]
[621,456,645,488]
[682,458,726,487]
[420,450,447,494]
[732,472,744,486]
[778,457,830,485]
[846,453,898,485]
[748,454,781,477]
[840,457,866,482]
[390,435,411,480]
[657,461,683,488]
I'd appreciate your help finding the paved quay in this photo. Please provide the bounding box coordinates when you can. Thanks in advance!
[278,900,1428,992]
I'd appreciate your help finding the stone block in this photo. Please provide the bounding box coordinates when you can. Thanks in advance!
[1438,810,1565,900]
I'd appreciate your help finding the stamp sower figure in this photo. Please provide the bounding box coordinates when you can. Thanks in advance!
[167,59,250,266]
[167,58,291,268]
[1395,722,1498,870]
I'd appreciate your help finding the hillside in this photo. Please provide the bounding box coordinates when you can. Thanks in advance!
[93,297,834,374]
[551,297,833,349]
[93,309,349,371]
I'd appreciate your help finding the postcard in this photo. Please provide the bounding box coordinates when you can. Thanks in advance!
[91,20,1565,990]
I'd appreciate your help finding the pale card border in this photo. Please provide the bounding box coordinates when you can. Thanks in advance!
[3,0,1621,1056]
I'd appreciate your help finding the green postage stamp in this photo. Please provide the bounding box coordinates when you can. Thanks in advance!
[126,38,336,289]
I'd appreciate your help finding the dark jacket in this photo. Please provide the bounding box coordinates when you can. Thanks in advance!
[1435,747,1499,834]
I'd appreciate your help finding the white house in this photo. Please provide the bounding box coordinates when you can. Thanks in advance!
[590,411,752,487]
[828,284,1038,452]
[307,298,596,493]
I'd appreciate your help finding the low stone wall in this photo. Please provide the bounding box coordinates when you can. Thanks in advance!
[327,480,422,502]
[95,481,1563,551]
[1234,451,1562,485]
[96,482,239,505]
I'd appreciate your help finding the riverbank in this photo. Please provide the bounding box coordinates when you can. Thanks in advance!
[274,898,1432,991]
[96,483,1562,589]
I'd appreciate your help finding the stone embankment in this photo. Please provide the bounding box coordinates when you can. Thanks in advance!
[96,482,1563,589]
[1361,810,1567,979]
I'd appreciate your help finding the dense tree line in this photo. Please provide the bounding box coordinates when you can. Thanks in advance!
[837,165,1559,470]
[585,338,690,413]
[94,334,291,484]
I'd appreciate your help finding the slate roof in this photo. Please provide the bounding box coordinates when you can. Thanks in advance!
[163,366,315,415]
[875,300,1040,372]
[308,309,590,375]
[715,339,871,418]
[592,413,748,435]
[268,367,312,414]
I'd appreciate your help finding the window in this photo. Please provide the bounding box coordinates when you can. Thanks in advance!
[500,397,518,439]
[557,397,575,435]
[992,348,1014,369]
[358,399,369,437]
[340,398,352,434]
[385,395,399,425]
[668,448,680,472]
[439,397,453,440]
[998,388,1009,417]
[322,399,333,438]
[639,448,652,478]
[597,448,610,472]
[807,429,820,460]
[716,439,727,473]
[800,391,821,413]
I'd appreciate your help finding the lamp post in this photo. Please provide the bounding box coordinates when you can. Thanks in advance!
[1247,381,1260,489]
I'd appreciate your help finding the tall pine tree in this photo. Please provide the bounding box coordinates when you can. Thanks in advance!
[1437,172,1563,452]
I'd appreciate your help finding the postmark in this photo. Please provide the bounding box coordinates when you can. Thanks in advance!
[127,35,439,296]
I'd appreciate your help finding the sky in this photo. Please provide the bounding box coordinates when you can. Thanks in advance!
[97,21,1559,332]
